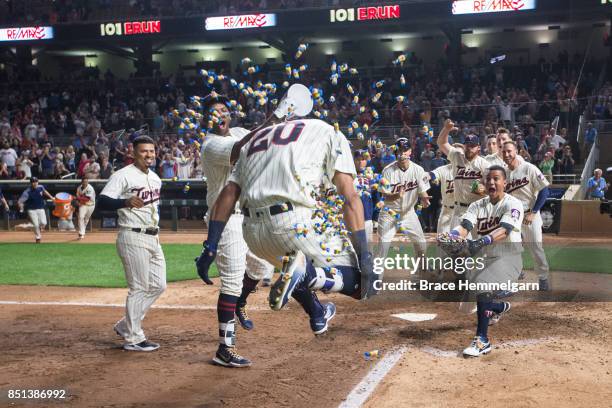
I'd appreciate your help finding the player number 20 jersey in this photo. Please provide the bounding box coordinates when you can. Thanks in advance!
[229,119,356,208]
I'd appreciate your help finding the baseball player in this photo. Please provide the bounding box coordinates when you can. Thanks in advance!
[484,128,512,167]
[76,176,96,239]
[197,93,274,368]
[196,118,373,366]
[353,149,377,239]
[428,163,454,233]
[377,138,430,261]
[17,177,54,243]
[502,141,551,290]
[446,165,524,357]
[436,119,490,231]
[98,136,165,352]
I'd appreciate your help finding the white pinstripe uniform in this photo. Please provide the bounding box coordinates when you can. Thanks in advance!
[431,164,455,233]
[506,160,550,279]
[100,164,166,346]
[462,194,524,286]
[228,119,358,271]
[201,128,273,297]
[447,146,490,229]
[377,161,429,259]
[76,184,96,237]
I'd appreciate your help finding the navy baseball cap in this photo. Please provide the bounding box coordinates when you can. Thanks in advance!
[353,149,367,158]
[29,177,39,183]
[464,134,480,146]
[202,93,231,111]
[396,137,411,150]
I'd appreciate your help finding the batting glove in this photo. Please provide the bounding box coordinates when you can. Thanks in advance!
[467,235,493,256]
[195,242,217,285]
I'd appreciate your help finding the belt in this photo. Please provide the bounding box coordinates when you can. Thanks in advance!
[455,201,469,208]
[524,209,532,214]
[131,227,159,236]
[444,205,455,210]
[243,202,294,218]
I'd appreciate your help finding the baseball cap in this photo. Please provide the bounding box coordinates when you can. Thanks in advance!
[202,93,231,111]
[464,134,480,146]
[29,177,39,183]
[353,149,367,159]
[395,137,411,151]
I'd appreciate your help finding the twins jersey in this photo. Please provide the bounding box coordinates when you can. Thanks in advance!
[485,153,506,168]
[77,184,96,206]
[463,194,524,257]
[431,164,454,207]
[447,146,489,205]
[229,119,355,208]
[506,161,549,211]
[100,164,161,228]
[201,127,248,211]
[381,161,429,212]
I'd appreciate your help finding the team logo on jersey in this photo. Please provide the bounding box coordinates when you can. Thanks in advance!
[511,208,521,220]
[455,166,482,180]
[446,180,454,194]
[131,187,161,205]
[390,180,418,194]
[506,176,529,193]
[476,216,501,234]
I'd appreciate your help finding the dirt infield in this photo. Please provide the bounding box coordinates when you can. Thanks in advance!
[1,280,611,408]
[1,230,611,246]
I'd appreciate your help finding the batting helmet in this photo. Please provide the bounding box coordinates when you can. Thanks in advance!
[395,137,411,151]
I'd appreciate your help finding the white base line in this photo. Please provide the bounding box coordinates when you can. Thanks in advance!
[338,346,407,408]
[0,300,268,311]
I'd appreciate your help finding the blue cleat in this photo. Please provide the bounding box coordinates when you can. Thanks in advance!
[310,302,336,335]
[235,303,254,331]
[269,252,306,311]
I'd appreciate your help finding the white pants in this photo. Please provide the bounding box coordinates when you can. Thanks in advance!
[437,205,454,234]
[116,230,166,345]
[242,205,357,269]
[365,220,373,241]
[522,212,549,279]
[78,205,95,236]
[377,209,427,260]
[27,209,47,240]
[213,214,274,297]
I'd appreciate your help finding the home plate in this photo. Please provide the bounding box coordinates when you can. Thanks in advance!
[391,313,437,322]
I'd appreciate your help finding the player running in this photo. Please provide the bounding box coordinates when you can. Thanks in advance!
[17,177,54,243]
[76,176,96,239]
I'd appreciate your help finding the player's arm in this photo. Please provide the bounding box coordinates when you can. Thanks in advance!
[1,196,8,211]
[436,118,457,156]
[417,169,432,208]
[333,171,365,235]
[195,181,241,285]
[99,175,143,210]
[43,188,54,200]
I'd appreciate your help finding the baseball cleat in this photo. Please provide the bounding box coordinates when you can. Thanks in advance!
[538,278,551,291]
[463,336,491,357]
[489,302,511,326]
[35,238,41,244]
[213,345,252,368]
[310,302,336,335]
[123,340,160,352]
[268,252,306,311]
[235,303,254,331]
[261,278,272,287]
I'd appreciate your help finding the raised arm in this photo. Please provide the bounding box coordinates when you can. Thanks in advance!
[436,118,457,156]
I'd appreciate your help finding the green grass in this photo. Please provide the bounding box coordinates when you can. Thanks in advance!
[0,243,610,287]
[0,243,217,287]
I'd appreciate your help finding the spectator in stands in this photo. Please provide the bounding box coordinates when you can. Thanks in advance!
[16,151,33,179]
[431,150,446,170]
[160,152,176,179]
[176,148,194,179]
[99,155,113,179]
[586,168,609,200]
[0,162,8,179]
[550,127,567,150]
[583,122,597,158]
[40,145,56,178]
[558,145,575,174]
[77,152,91,178]
[420,144,435,171]
[84,157,101,179]
[0,141,18,177]
[53,153,70,179]
[539,151,555,183]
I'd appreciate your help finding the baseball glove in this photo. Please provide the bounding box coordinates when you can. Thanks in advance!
[436,232,471,257]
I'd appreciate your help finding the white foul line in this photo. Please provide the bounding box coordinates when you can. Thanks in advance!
[0,300,266,311]
[338,346,407,408]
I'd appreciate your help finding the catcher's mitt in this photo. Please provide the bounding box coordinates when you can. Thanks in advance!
[436,232,471,257]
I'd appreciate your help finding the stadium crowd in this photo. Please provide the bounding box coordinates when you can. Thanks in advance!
[0,53,606,182]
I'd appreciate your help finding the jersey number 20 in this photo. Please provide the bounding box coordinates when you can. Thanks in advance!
[247,121,305,157]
